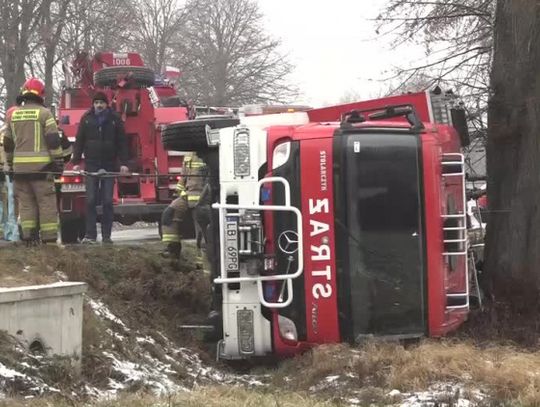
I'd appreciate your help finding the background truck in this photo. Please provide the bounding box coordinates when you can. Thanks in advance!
[161,88,474,359]
[57,52,195,242]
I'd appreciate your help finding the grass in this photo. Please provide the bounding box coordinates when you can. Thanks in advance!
[4,244,540,405]
[273,340,540,405]
[0,388,340,407]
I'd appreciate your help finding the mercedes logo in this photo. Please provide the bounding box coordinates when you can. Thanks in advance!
[278,230,299,254]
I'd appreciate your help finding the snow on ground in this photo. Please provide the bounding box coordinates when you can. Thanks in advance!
[0,296,486,406]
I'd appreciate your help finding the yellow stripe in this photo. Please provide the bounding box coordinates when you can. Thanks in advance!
[21,220,38,229]
[13,156,52,163]
[37,121,41,151]
[45,118,56,127]
[188,195,200,201]
[40,222,58,232]
[34,121,40,152]
[162,234,181,243]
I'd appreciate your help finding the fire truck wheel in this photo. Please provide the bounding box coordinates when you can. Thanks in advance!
[94,66,155,88]
[161,118,240,151]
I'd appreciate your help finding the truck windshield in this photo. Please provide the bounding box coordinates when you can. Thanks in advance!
[333,131,426,340]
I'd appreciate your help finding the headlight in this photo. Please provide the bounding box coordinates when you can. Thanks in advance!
[272,142,290,170]
[234,128,250,176]
[237,309,255,354]
[278,315,298,342]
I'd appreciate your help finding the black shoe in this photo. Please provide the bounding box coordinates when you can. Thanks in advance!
[102,238,114,244]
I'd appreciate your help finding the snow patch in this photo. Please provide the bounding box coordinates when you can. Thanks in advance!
[88,298,130,331]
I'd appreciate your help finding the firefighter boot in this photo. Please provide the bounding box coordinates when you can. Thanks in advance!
[161,241,182,259]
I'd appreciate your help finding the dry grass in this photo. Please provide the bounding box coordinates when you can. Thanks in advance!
[0,243,212,395]
[0,387,339,407]
[273,339,540,405]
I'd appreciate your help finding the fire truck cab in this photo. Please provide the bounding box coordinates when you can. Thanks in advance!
[191,90,471,359]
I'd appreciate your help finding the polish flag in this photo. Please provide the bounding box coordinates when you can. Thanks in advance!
[164,66,181,80]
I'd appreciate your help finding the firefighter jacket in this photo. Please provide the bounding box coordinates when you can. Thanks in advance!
[177,154,207,208]
[71,108,128,172]
[3,102,62,174]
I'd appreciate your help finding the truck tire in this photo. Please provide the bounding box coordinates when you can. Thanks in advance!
[94,66,155,88]
[161,118,240,151]
[60,218,85,244]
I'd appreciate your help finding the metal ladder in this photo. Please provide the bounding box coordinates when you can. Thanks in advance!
[441,153,469,310]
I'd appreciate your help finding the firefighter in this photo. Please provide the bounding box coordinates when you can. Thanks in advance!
[3,78,64,244]
[161,152,208,258]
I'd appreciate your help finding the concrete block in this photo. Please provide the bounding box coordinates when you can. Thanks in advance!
[0,282,87,359]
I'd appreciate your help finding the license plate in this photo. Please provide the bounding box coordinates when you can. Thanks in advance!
[224,217,239,273]
[61,184,86,193]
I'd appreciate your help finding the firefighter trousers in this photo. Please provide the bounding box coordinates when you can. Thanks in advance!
[161,196,188,244]
[193,204,210,249]
[14,177,58,242]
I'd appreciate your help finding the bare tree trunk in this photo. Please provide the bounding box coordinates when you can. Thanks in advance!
[0,0,44,108]
[41,0,70,106]
[485,0,540,310]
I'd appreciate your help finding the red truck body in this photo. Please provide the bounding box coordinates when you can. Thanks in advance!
[57,52,190,241]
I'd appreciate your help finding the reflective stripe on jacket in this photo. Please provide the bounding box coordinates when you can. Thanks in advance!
[3,102,61,173]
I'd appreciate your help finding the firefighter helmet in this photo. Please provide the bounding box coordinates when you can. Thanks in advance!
[21,78,45,97]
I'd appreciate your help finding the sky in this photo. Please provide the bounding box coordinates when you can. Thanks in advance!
[257,0,426,107]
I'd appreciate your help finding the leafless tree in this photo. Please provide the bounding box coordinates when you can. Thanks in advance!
[33,0,71,106]
[376,0,494,124]
[128,0,187,74]
[172,0,298,106]
[485,0,540,309]
[338,89,363,104]
[0,0,45,109]
[59,0,134,56]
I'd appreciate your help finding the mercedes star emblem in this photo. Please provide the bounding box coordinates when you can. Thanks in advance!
[278,230,299,254]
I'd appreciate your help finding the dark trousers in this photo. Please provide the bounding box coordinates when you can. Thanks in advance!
[85,176,115,240]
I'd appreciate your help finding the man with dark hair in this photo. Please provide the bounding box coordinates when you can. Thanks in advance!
[2,78,63,244]
[71,91,128,244]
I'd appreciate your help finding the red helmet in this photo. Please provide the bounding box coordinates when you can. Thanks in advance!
[21,77,45,97]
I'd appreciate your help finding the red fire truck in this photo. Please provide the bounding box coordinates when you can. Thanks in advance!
[57,52,197,242]
[162,88,472,359]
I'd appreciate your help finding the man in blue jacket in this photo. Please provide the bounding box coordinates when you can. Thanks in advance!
[71,92,129,244]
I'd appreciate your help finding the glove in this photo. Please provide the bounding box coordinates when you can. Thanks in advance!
[0,170,4,183]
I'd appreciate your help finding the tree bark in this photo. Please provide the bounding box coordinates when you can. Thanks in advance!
[485,0,540,309]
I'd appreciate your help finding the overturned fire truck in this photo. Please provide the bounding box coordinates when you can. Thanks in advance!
[162,89,473,359]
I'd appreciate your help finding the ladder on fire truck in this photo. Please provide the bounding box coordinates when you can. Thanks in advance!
[441,153,482,310]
